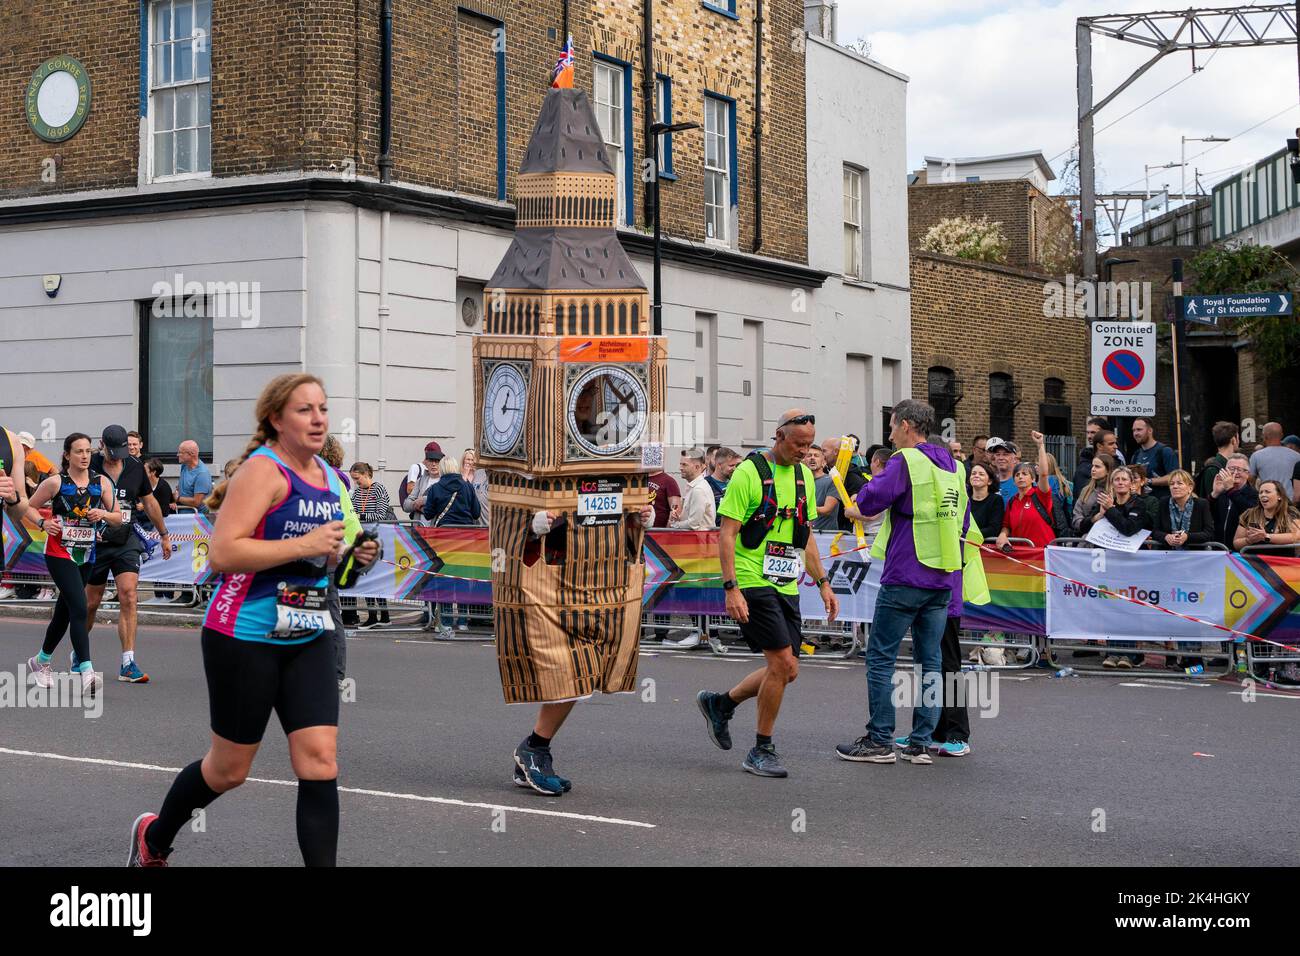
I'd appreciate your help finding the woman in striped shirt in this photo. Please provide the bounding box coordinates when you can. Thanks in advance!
[349,462,393,627]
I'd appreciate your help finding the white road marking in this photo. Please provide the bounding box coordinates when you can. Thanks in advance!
[1226,691,1300,701]
[0,746,656,829]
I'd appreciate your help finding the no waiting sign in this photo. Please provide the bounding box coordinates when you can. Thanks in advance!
[1091,321,1156,416]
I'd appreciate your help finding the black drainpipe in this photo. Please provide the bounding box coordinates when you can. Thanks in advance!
[642,0,655,231]
[752,0,764,252]
[378,0,394,183]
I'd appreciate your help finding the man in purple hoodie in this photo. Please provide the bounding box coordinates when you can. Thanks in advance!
[835,399,971,766]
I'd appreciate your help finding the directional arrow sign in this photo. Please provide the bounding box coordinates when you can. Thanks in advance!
[1184,292,1292,326]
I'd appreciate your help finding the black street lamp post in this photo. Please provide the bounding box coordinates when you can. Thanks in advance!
[649,120,700,336]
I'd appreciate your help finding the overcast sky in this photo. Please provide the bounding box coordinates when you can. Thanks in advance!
[833,0,1300,240]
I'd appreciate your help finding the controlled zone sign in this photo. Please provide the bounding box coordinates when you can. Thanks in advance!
[1091,321,1156,416]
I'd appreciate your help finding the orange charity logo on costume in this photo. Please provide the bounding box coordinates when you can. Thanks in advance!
[559,338,650,363]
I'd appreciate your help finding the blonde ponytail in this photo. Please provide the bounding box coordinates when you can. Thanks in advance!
[205,372,325,513]
[206,428,268,512]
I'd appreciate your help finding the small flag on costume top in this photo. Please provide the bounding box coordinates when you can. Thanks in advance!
[552,34,574,88]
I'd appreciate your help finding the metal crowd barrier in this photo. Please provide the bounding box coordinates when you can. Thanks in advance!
[6,519,1293,688]
[668,614,864,658]
[1042,537,1234,678]
[892,537,1040,671]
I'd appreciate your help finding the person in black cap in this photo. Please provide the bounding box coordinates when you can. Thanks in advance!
[399,441,445,627]
[82,425,172,684]
[402,441,445,527]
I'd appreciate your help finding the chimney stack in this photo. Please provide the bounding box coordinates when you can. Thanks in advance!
[803,0,837,43]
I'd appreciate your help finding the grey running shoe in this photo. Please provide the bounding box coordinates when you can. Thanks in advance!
[835,736,897,763]
[742,743,788,778]
[899,743,933,765]
[696,691,734,751]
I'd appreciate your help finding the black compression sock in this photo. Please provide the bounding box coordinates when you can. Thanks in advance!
[756,734,773,749]
[719,691,738,714]
[527,732,551,749]
[147,760,221,856]
[296,778,339,867]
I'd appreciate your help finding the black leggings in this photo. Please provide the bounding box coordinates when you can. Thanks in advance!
[934,616,970,744]
[43,555,93,663]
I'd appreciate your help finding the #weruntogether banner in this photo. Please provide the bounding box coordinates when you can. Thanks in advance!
[1045,546,1226,642]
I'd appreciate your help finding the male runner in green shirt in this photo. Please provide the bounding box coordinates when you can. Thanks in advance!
[696,409,838,778]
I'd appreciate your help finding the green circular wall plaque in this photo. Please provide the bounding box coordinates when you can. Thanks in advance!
[25,56,92,143]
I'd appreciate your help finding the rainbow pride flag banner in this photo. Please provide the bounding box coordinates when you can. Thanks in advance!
[963,547,1047,636]
[1226,553,1300,646]
[2,511,30,573]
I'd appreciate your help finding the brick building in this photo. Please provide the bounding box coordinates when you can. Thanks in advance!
[908,167,1089,463]
[2,1,877,486]
[908,179,1067,272]
[911,253,1088,449]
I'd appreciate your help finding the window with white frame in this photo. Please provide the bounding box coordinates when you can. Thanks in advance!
[150,0,212,179]
[594,60,626,224]
[655,75,674,176]
[843,165,862,279]
[704,95,731,242]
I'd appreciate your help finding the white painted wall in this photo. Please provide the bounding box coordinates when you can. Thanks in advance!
[0,205,308,475]
[0,202,466,492]
[925,155,1051,193]
[806,34,912,447]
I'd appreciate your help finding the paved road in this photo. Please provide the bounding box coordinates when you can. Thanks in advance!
[2,615,1296,866]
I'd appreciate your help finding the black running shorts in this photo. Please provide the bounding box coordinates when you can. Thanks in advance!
[87,538,144,586]
[737,586,803,657]
[201,627,339,745]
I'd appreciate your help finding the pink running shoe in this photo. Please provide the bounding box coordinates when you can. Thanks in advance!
[127,813,168,867]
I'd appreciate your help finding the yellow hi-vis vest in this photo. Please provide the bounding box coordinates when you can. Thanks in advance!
[869,447,990,605]
[340,479,361,546]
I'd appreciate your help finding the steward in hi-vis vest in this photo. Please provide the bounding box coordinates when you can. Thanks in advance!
[833,399,979,765]
[871,447,989,605]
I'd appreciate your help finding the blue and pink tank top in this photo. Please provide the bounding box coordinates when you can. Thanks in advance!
[203,446,345,644]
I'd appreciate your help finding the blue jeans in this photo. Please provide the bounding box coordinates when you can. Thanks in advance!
[866,584,951,747]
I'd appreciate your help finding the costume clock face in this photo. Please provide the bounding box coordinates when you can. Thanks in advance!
[566,364,649,458]
[482,361,530,457]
